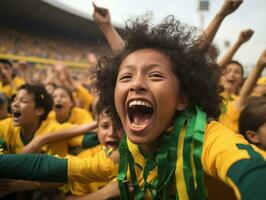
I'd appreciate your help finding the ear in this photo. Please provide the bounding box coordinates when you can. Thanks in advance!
[176,95,188,111]
[245,130,260,144]
[35,107,45,118]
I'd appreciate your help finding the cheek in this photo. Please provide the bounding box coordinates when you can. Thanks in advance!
[114,84,125,117]
[98,132,107,144]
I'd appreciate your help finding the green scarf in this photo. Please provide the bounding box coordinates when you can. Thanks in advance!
[118,106,207,199]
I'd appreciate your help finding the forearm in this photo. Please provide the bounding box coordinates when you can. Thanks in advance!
[66,191,110,200]
[98,24,125,52]
[237,65,264,108]
[0,154,68,182]
[218,41,242,68]
[39,122,97,147]
[197,13,225,50]
[227,158,266,200]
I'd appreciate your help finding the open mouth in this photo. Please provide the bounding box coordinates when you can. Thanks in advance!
[12,111,21,119]
[54,104,63,109]
[227,79,235,84]
[127,100,154,130]
[106,141,118,149]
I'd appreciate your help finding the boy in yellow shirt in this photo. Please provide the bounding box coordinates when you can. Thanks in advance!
[0,84,76,156]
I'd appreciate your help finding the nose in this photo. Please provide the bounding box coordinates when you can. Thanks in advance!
[11,98,19,109]
[130,74,147,93]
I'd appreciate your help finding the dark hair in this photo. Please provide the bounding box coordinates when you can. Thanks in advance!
[18,84,53,121]
[0,59,12,68]
[239,97,266,140]
[0,93,8,105]
[93,16,222,128]
[54,86,75,104]
[227,60,244,78]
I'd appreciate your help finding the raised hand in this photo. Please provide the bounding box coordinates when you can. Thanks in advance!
[238,29,254,44]
[257,49,266,69]
[219,0,243,17]
[92,2,111,27]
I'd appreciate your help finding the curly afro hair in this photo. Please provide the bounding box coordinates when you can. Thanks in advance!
[93,15,222,129]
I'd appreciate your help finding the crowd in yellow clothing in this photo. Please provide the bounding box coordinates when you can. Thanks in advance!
[1,0,266,200]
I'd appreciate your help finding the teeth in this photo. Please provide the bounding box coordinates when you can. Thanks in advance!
[129,100,152,108]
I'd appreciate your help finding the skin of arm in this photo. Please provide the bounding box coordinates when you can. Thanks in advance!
[65,180,121,200]
[0,180,63,198]
[43,65,57,85]
[236,49,266,108]
[197,0,243,50]
[92,2,125,52]
[21,121,97,154]
[218,29,254,68]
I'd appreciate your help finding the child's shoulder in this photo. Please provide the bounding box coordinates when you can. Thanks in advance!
[205,121,243,141]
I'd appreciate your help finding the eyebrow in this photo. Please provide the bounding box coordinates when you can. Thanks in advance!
[119,63,164,71]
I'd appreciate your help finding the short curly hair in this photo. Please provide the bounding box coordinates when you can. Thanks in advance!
[93,16,222,128]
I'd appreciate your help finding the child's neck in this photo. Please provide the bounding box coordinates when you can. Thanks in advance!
[56,110,70,123]
[140,136,162,155]
[21,119,41,141]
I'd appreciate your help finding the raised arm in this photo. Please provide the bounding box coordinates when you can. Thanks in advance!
[0,150,118,183]
[197,0,243,50]
[218,29,254,68]
[22,121,97,154]
[92,3,125,52]
[0,154,68,182]
[237,49,266,108]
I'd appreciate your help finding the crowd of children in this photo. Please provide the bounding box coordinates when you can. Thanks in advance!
[0,0,266,199]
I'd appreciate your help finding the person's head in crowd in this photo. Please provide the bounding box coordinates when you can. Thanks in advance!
[54,62,69,83]
[52,86,75,123]
[87,52,98,66]
[93,16,222,152]
[221,60,244,95]
[32,69,44,84]
[11,84,53,128]
[45,83,57,95]
[252,77,266,97]
[0,93,9,120]
[0,59,13,85]
[95,102,122,150]
[239,97,266,150]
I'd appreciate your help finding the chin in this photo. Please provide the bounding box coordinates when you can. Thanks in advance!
[126,133,148,145]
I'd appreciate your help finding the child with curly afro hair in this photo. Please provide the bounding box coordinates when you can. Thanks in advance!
[0,16,266,200]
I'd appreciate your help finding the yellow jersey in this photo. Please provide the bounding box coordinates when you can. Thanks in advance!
[67,121,266,199]
[0,117,77,156]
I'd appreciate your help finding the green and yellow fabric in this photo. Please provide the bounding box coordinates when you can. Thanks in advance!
[1,107,266,199]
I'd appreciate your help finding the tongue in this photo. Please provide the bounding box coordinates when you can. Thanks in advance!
[132,110,151,126]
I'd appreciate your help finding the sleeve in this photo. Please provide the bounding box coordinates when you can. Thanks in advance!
[74,84,94,110]
[67,150,118,184]
[0,154,68,182]
[81,132,100,148]
[0,118,12,152]
[202,121,266,200]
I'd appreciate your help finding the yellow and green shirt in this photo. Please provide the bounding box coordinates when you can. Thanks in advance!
[0,117,77,156]
[48,107,94,146]
[0,77,25,97]
[1,121,266,199]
